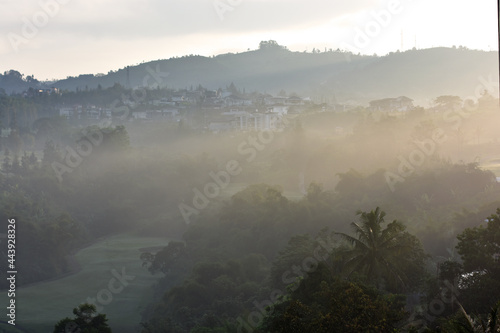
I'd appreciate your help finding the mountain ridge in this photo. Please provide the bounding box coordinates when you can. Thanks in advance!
[1,46,498,104]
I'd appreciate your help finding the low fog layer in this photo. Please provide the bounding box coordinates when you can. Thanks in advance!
[1,45,500,332]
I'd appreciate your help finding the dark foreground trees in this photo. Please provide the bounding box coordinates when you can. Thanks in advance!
[439,302,500,332]
[139,206,429,332]
[419,208,500,331]
[53,304,112,333]
[455,208,500,314]
[259,263,407,333]
[335,207,428,293]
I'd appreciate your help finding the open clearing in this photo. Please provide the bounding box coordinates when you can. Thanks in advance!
[16,232,170,333]
[13,183,299,332]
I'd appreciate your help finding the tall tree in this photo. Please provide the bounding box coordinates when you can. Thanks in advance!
[456,208,500,313]
[336,207,427,292]
[434,95,462,110]
[260,265,407,333]
[53,303,112,333]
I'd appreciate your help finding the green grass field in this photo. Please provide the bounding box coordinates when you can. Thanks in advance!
[15,232,170,333]
[11,182,299,333]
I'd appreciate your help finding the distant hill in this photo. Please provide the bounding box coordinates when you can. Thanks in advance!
[0,70,46,95]
[330,47,499,104]
[1,45,498,105]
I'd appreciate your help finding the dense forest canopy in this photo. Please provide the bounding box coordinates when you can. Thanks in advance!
[0,39,500,332]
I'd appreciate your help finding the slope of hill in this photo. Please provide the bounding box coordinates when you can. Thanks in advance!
[333,47,499,103]
[0,70,46,95]
[2,46,498,104]
[51,47,375,95]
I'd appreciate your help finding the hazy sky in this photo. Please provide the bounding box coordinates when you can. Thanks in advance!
[0,0,498,80]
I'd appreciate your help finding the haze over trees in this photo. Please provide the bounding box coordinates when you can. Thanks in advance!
[0,43,499,332]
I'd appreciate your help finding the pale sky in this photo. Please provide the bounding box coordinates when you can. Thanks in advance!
[0,0,498,81]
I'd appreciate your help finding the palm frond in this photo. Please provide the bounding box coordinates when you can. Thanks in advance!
[458,302,479,332]
[335,231,369,251]
[487,302,500,333]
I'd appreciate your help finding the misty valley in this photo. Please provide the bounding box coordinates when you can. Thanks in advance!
[1,44,500,333]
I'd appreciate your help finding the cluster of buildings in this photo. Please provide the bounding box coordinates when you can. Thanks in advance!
[58,88,316,132]
[59,105,111,120]
[57,87,419,133]
[208,107,289,132]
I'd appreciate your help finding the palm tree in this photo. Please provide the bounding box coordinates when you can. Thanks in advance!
[335,207,426,292]
[444,302,500,332]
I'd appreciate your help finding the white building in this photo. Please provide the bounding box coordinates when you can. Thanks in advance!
[267,105,289,115]
[59,107,74,118]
